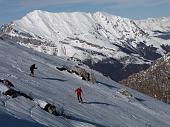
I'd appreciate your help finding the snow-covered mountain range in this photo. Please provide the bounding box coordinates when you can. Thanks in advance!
[1,34,170,127]
[1,10,170,81]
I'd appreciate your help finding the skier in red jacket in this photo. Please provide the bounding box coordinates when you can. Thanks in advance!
[75,87,83,103]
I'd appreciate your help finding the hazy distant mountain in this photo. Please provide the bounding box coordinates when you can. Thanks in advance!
[1,10,170,81]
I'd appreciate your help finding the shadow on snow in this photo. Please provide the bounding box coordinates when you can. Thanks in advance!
[135,97,145,102]
[96,81,117,89]
[83,101,118,107]
[35,76,67,82]
[66,115,109,127]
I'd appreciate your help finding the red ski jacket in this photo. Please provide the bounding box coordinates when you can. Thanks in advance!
[75,88,82,96]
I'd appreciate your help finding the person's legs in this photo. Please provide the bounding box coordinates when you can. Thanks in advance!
[77,95,80,102]
[80,96,83,103]
[30,70,34,76]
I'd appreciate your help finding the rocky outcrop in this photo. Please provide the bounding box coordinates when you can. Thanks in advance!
[0,79,63,116]
[56,65,96,84]
[0,79,14,87]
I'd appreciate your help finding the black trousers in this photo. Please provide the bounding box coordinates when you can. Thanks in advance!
[77,95,83,102]
[30,70,34,75]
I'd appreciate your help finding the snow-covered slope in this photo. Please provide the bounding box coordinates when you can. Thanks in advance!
[1,10,170,81]
[0,110,46,127]
[1,37,170,127]
[135,17,170,35]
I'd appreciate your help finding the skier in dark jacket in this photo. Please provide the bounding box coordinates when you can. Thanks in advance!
[75,87,83,103]
[30,64,37,77]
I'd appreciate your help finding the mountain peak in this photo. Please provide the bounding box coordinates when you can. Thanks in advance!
[1,10,170,81]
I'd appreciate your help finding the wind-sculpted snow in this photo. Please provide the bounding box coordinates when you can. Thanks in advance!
[1,39,170,127]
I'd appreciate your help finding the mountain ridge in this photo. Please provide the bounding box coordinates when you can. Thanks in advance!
[1,10,170,81]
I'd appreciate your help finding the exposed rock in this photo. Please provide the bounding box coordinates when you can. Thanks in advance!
[56,65,96,84]
[2,85,33,100]
[3,88,17,98]
[44,103,58,115]
[119,89,133,97]
[56,66,69,71]
[0,79,14,88]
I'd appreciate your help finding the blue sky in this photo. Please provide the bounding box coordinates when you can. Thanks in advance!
[0,0,170,25]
